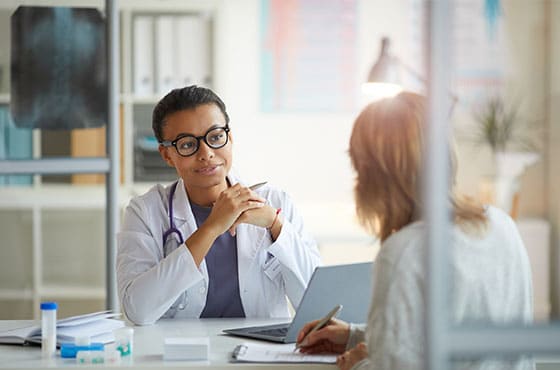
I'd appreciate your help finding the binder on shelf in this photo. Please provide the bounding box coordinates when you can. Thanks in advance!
[176,15,197,87]
[196,16,212,86]
[0,106,32,186]
[133,15,154,96]
[155,15,178,94]
[178,15,211,87]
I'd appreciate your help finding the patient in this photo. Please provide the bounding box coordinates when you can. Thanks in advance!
[296,92,534,370]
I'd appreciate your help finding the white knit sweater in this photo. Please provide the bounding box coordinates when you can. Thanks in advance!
[349,206,534,370]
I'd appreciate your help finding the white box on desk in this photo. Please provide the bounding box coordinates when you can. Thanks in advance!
[163,337,209,361]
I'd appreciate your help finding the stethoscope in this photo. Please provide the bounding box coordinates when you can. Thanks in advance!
[162,181,184,247]
[162,180,187,314]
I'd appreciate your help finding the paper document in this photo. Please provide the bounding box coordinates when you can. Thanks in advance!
[0,311,124,346]
[231,342,337,364]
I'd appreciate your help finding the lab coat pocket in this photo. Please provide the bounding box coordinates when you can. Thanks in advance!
[263,254,282,285]
[261,254,288,317]
[162,291,187,318]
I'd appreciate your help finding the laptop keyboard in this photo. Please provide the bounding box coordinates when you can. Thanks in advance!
[252,326,289,337]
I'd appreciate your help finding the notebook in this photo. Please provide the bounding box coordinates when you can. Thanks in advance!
[223,262,373,343]
[0,311,125,346]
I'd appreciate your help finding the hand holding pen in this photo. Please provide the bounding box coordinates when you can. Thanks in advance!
[227,181,283,238]
[295,304,343,352]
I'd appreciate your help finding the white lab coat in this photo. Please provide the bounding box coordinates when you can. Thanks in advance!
[117,175,321,325]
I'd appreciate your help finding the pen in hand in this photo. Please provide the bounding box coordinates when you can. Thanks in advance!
[294,304,343,352]
[249,182,267,191]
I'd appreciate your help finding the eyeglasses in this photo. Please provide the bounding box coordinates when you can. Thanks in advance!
[160,126,230,157]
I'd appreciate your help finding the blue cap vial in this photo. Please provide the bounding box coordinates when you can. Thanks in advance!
[40,302,58,310]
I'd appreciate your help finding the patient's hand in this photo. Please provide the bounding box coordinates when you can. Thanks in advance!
[336,342,368,370]
[296,318,350,354]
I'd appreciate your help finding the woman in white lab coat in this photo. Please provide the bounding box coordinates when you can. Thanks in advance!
[117,86,321,325]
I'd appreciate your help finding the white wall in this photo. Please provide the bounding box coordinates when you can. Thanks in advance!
[211,0,414,246]
[209,1,557,313]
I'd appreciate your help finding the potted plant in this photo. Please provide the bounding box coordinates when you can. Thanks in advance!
[472,95,540,217]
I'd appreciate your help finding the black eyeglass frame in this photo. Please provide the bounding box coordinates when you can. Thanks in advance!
[159,125,231,157]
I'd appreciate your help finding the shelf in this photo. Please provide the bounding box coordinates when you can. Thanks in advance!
[40,285,105,300]
[0,0,216,319]
[0,289,33,300]
[0,158,110,175]
[0,184,132,209]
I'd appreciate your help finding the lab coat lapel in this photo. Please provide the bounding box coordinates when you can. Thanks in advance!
[170,173,251,281]
[169,179,208,278]
[171,179,198,239]
[236,223,268,291]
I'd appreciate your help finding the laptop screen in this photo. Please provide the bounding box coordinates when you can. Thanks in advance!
[223,262,373,343]
[283,262,373,342]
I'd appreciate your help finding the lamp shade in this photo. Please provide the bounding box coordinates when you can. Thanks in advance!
[362,37,402,101]
[367,37,398,83]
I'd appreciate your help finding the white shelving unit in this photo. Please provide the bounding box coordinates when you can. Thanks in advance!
[0,186,133,318]
[0,0,216,319]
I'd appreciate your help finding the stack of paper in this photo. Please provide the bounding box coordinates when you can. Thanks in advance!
[0,311,124,346]
[164,337,209,361]
[231,342,337,364]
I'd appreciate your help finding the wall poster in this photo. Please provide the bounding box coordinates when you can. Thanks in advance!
[260,0,357,113]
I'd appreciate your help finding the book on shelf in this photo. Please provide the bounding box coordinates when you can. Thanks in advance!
[0,311,125,346]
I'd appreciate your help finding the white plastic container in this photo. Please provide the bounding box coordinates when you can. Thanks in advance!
[114,327,134,356]
[104,346,122,365]
[76,350,104,364]
[40,302,57,359]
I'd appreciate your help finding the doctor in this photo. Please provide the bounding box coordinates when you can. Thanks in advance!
[117,85,321,325]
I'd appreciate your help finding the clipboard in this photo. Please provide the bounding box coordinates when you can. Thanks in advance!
[231,342,337,363]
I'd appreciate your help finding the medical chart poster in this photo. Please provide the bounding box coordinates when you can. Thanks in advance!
[259,0,357,113]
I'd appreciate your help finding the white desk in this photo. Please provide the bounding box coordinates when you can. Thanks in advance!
[0,318,333,369]
[1,319,558,369]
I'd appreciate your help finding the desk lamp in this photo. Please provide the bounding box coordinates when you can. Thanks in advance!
[362,37,458,107]
[362,37,404,101]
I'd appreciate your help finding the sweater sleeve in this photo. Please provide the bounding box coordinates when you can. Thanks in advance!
[346,323,367,350]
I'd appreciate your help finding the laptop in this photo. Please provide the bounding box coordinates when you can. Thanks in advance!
[223,262,373,343]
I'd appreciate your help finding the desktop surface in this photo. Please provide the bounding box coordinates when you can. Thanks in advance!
[0,318,334,369]
[1,319,558,369]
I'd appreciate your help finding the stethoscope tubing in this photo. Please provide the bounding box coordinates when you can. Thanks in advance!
[162,180,185,247]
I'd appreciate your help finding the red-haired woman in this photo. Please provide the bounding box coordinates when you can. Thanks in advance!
[296,92,533,370]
